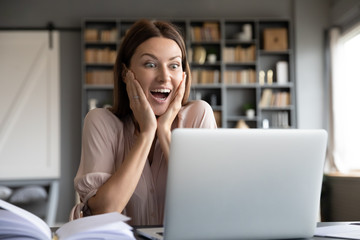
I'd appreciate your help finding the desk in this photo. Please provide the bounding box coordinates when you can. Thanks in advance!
[133,222,357,240]
[51,222,358,239]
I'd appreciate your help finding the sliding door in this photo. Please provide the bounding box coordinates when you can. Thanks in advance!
[0,31,60,179]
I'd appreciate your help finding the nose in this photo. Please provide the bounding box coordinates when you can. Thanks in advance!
[157,65,171,82]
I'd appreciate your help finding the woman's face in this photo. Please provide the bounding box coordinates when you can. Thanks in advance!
[129,37,184,116]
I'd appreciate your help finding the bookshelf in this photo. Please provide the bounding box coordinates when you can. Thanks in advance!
[82,19,296,128]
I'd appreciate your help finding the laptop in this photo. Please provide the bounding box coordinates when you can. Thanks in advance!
[137,128,328,240]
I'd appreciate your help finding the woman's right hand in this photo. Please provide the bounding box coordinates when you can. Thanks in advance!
[123,66,157,136]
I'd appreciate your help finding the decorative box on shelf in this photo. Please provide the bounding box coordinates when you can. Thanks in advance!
[263,28,288,51]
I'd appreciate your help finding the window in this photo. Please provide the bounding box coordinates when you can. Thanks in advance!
[332,24,360,171]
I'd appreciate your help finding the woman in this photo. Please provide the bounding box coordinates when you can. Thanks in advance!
[71,19,217,225]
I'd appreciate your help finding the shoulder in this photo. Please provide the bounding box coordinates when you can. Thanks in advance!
[85,108,118,123]
[83,108,124,133]
[181,100,213,114]
[178,100,217,128]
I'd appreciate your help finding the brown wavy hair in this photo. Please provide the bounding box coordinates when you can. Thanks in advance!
[111,19,191,119]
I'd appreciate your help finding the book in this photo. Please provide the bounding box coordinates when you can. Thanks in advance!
[259,89,273,107]
[0,199,135,240]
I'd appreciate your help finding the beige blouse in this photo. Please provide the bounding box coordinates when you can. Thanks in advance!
[70,100,217,225]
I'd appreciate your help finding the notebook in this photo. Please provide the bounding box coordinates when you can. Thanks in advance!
[137,128,328,240]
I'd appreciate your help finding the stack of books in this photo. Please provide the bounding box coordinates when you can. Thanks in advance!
[259,89,290,108]
[85,48,117,64]
[84,28,117,42]
[86,70,113,85]
[223,45,256,63]
[191,69,220,84]
[224,69,256,84]
[191,22,220,42]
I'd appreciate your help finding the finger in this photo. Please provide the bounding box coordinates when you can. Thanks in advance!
[124,70,139,100]
[125,69,135,85]
[174,79,185,102]
[165,79,185,118]
[132,79,147,102]
[180,72,186,92]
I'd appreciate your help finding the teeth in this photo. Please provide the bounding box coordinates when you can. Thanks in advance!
[151,89,171,93]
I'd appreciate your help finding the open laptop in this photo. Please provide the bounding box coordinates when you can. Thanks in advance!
[137,129,328,240]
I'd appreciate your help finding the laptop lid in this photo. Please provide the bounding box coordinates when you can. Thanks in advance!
[163,128,327,240]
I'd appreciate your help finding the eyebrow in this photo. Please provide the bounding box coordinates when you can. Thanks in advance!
[141,53,182,61]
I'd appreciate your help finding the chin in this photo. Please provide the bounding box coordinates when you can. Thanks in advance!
[154,110,166,117]
[152,107,168,117]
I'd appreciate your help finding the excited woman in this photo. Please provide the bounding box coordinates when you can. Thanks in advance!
[71,19,217,225]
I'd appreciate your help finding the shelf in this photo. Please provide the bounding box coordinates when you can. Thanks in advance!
[191,84,222,89]
[190,62,221,67]
[0,179,59,226]
[191,41,221,45]
[259,49,292,55]
[259,83,293,88]
[84,84,113,90]
[259,106,294,111]
[225,84,257,89]
[225,62,256,66]
[225,39,256,45]
[84,41,117,45]
[85,63,114,67]
[227,115,258,121]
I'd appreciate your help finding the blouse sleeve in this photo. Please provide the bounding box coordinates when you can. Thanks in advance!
[178,100,218,129]
[71,108,123,220]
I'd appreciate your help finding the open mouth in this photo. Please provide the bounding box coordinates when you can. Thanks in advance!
[150,89,171,101]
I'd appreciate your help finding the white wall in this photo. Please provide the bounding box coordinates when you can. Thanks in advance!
[294,0,330,129]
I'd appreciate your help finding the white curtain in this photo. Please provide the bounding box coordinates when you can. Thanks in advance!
[327,24,360,173]
[326,27,340,173]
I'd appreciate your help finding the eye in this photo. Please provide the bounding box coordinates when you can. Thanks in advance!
[169,63,180,70]
[145,62,156,68]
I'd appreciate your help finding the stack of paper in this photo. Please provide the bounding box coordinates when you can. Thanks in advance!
[315,224,360,239]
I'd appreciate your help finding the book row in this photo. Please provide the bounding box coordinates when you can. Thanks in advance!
[85,48,117,64]
[84,28,118,42]
[223,45,256,63]
[86,70,113,85]
[259,89,291,108]
[267,111,290,128]
[224,69,256,84]
[191,69,220,84]
[190,22,220,42]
